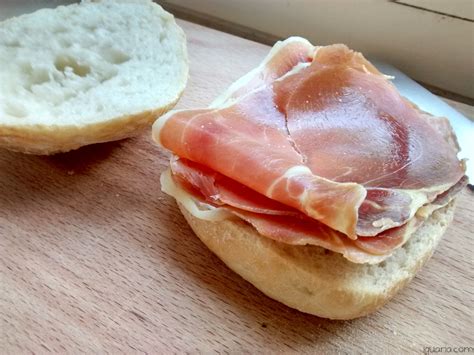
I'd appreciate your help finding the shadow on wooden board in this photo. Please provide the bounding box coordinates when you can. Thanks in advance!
[0,139,123,176]
[0,139,125,218]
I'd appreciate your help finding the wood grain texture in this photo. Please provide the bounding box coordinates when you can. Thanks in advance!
[1,20,473,353]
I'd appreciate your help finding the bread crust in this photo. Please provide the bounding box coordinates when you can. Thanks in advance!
[178,201,455,320]
[0,97,183,154]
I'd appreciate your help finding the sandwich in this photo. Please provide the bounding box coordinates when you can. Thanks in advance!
[152,37,467,319]
[0,0,188,154]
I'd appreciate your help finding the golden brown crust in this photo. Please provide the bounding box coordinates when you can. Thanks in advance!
[178,201,455,320]
[0,97,182,154]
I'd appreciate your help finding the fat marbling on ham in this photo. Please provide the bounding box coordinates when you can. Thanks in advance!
[153,37,466,263]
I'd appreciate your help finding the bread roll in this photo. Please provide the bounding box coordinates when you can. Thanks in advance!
[179,201,454,320]
[0,0,188,154]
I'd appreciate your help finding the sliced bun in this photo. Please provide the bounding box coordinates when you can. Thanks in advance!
[179,201,455,320]
[0,0,188,154]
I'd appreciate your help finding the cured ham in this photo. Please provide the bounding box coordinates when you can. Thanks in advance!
[210,37,314,107]
[170,158,299,216]
[164,158,466,263]
[168,158,405,263]
[273,45,463,235]
[157,86,366,237]
[161,159,467,263]
[154,37,466,262]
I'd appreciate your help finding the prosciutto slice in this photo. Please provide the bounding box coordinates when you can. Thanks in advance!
[166,158,466,263]
[169,158,405,262]
[211,36,314,107]
[154,38,465,256]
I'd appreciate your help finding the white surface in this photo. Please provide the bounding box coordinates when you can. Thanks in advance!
[161,0,474,98]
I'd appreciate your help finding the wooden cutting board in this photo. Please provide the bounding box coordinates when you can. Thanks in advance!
[1,20,473,353]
